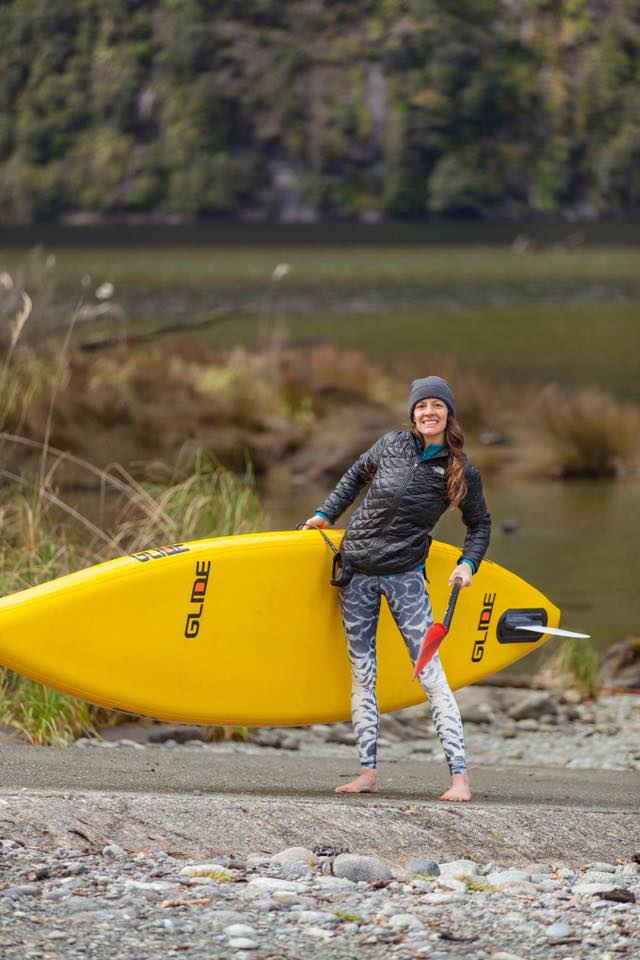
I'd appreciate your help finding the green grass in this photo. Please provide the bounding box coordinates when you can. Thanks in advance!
[552,637,601,700]
[0,673,99,746]
[460,875,497,893]
[0,460,265,745]
[334,911,367,924]
[3,245,640,287]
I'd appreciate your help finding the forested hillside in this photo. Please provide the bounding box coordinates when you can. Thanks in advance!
[1,0,639,223]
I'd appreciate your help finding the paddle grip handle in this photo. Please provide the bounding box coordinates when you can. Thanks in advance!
[443,578,463,631]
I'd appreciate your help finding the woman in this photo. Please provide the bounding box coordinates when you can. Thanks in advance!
[303,376,490,801]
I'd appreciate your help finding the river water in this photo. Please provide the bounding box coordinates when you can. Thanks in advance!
[0,223,638,652]
[266,477,638,658]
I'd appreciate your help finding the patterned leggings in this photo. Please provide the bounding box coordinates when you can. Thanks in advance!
[339,570,467,775]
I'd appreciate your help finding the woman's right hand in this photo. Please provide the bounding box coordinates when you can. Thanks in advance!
[302,514,330,530]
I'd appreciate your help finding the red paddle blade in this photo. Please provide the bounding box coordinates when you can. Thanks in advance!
[412,622,448,680]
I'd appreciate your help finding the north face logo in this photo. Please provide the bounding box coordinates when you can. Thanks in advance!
[432,465,445,475]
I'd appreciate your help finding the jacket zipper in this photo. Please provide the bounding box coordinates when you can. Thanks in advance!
[368,448,422,557]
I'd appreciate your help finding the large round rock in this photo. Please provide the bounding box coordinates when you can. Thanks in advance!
[270,847,315,864]
[333,854,392,884]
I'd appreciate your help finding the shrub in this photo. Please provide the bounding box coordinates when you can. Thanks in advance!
[537,385,640,478]
[427,149,502,216]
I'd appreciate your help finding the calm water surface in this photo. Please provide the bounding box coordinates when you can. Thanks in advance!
[265,478,639,658]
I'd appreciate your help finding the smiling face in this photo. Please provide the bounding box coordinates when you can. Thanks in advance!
[412,397,448,445]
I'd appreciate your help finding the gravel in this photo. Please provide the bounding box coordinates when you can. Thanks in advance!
[1,842,637,959]
[1,686,639,957]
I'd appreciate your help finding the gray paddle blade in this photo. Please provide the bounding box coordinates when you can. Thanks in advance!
[515,625,591,639]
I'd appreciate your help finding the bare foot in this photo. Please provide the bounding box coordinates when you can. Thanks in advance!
[335,769,379,794]
[439,772,471,802]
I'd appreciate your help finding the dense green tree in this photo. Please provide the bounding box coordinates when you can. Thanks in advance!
[1,0,640,221]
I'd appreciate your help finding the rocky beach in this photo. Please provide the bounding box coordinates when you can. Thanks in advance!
[78,682,640,774]
[1,683,639,959]
[1,837,639,960]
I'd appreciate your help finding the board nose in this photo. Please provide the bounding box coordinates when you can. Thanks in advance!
[497,608,548,644]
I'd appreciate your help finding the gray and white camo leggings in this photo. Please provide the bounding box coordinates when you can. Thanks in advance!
[339,570,467,775]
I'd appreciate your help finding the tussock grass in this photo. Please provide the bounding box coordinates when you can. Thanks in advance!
[0,452,264,745]
[537,385,640,478]
[0,673,99,746]
[541,637,602,700]
[420,357,505,430]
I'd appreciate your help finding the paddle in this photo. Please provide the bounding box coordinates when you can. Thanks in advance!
[412,577,463,680]
[514,625,591,638]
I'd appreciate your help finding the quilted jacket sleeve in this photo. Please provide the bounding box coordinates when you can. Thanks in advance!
[457,464,491,569]
[315,433,390,524]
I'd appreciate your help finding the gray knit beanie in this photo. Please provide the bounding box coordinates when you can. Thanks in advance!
[408,376,456,420]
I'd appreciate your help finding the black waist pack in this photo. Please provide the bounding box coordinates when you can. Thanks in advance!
[329,549,353,587]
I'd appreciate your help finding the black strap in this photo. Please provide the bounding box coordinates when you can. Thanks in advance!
[295,521,340,556]
[296,522,352,586]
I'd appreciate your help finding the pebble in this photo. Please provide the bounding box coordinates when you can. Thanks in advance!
[423,891,467,904]
[498,880,540,895]
[271,890,300,904]
[247,876,300,892]
[439,858,479,876]
[224,924,256,938]
[68,690,640,772]
[487,870,532,886]
[333,853,392,884]
[101,844,126,858]
[179,863,228,878]
[295,910,337,924]
[437,877,467,893]
[3,688,640,960]
[2,884,41,898]
[573,882,617,896]
[304,926,333,939]
[581,871,626,885]
[388,912,422,929]
[546,921,572,939]
[270,846,315,864]
[314,875,356,890]
[407,858,440,876]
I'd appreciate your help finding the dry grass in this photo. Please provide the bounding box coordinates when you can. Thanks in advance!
[537,385,640,478]
[398,356,508,430]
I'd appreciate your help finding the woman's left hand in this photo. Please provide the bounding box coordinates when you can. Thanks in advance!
[448,564,473,588]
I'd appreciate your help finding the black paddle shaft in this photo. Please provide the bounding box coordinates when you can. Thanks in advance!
[443,578,463,630]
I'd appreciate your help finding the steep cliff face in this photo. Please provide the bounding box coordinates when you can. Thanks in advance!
[1,0,639,223]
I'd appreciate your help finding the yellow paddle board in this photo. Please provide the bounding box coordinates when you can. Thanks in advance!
[0,531,559,725]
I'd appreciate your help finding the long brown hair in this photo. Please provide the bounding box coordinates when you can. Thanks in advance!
[411,415,467,509]
[444,416,467,509]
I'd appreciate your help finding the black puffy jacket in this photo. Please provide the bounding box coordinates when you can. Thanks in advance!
[316,431,491,575]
